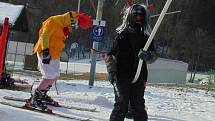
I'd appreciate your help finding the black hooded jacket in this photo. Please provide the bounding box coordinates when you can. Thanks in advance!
[108,27,155,81]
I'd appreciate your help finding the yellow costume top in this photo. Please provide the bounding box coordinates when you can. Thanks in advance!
[33,11,78,59]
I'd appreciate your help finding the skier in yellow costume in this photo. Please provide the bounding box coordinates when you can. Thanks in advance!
[28,11,92,110]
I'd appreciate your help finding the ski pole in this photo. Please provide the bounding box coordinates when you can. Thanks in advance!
[54,80,59,95]
[113,82,120,97]
[132,0,173,84]
[30,80,35,95]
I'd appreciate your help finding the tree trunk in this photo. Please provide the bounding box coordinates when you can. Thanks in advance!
[191,50,201,82]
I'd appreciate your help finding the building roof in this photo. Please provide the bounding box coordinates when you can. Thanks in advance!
[0,2,28,32]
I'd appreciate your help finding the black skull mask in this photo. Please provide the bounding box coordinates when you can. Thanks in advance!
[129,5,147,26]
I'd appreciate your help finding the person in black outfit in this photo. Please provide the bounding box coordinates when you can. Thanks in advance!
[105,4,157,121]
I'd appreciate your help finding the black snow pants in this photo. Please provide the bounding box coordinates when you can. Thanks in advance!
[109,79,148,121]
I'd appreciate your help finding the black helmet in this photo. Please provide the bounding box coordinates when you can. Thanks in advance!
[128,4,147,25]
[116,4,150,34]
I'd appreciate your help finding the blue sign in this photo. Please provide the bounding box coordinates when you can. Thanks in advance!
[91,25,105,42]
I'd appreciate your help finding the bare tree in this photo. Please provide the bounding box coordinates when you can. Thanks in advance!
[188,28,210,82]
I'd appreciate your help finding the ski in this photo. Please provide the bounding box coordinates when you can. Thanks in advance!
[57,103,97,112]
[3,96,97,112]
[0,101,92,121]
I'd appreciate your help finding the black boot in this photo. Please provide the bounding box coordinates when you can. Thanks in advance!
[29,88,49,111]
[125,110,134,119]
[42,85,59,106]
[125,103,134,119]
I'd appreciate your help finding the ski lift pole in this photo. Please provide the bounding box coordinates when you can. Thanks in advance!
[77,0,81,13]
[132,0,173,84]
[146,0,149,6]
[151,10,181,18]
[144,0,173,56]
[89,0,105,87]
[75,0,81,29]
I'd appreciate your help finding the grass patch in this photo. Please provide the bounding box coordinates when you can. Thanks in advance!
[11,69,107,81]
[59,72,107,80]
[0,84,31,92]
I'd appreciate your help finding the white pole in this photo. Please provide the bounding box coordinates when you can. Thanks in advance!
[75,0,81,29]
[144,0,173,51]
[151,10,181,18]
[146,0,149,6]
[77,0,81,13]
[132,0,173,84]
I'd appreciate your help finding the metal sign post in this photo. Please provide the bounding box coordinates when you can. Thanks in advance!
[89,0,105,87]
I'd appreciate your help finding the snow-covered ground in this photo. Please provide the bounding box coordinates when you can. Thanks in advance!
[1,59,215,121]
[0,79,215,121]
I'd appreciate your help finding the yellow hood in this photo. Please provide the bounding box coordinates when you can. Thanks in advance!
[33,12,74,59]
[52,12,71,27]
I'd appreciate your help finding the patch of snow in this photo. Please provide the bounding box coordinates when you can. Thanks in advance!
[1,79,215,121]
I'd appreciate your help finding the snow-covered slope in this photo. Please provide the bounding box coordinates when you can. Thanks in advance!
[0,79,215,121]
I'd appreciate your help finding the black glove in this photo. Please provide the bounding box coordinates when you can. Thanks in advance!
[108,71,117,85]
[138,49,151,62]
[42,48,51,64]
